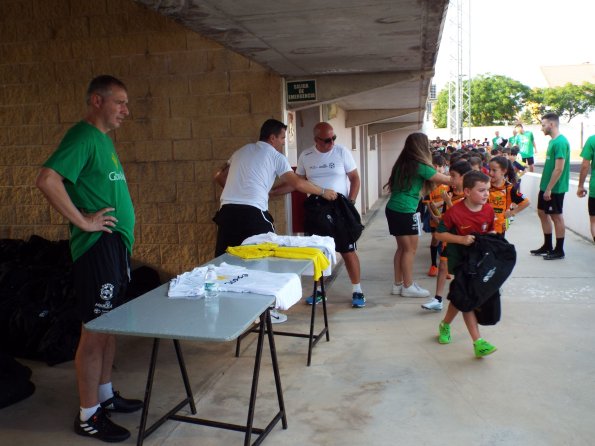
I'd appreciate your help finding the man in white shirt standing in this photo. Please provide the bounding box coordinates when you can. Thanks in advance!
[213,119,337,321]
[274,122,365,308]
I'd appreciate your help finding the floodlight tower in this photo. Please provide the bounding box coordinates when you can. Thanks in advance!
[447,0,471,141]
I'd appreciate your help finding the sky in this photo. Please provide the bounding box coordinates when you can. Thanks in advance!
[433,0,595,90]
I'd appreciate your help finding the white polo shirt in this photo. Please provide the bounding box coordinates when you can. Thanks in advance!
[296,144,357,197]
[220,141,292,211]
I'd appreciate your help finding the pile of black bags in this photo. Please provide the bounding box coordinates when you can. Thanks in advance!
[0,236,79,366]
[0,235,162,409]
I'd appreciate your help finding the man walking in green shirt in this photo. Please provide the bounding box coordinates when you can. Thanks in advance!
[530,113,570,260]
[514,123,538,172]
[577,134,595,242]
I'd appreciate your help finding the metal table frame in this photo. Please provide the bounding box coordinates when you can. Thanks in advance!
[136,309,286,446]
[85,285,287,446]
[235,275,329,366]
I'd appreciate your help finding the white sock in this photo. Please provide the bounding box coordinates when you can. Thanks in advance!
[80,404,101,422]
[98,382,114,403]
[394,281,403,287]
[352,283,362,293]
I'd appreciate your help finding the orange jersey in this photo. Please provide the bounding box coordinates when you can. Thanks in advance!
[488,182,528,234]
[423,184,449,227]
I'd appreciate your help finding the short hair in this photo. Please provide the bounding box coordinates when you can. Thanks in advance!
[86,75,127,105]
[432,154,446,167]
[501,147,511,155]
[514,123,524,129]
[510,146,520,156]
[259,119,287,141]
[468,156,482,167]
[463,170,490,190]
[449,160,472,176]
[542,112,559,124]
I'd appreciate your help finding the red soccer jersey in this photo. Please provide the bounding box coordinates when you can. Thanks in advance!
[438,200,495,272]
[439,200,494,236]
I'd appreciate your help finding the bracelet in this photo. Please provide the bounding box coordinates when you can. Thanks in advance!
[320,188,325,196]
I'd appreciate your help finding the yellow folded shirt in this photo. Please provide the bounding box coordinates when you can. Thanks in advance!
[226,243,330,280]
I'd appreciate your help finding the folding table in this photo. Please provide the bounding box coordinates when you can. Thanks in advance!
[85,284,286,446]
[214,254,330,366]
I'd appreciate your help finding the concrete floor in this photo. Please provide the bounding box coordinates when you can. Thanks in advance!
[1,198,595,446]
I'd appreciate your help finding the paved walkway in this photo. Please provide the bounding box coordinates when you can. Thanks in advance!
[2,198,595,446]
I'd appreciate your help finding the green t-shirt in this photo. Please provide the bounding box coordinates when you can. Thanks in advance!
[387,163,436,213]
[580,135,595,197]
[492,136,503,148]
[507,135,519,148]
[539,134,570,194]
[44,121,135,261]
[517,131,535,158]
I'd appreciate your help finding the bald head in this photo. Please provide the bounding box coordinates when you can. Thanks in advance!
[313,122,336,152]
[314,122,333,137]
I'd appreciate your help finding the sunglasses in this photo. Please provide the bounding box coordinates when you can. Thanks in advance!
[316,135,337,144]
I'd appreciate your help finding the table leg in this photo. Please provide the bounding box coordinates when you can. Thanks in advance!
[320,276,330,341]
[137,338,160,446]
[244,311,266,446]
[173,340,197,414]
[265,308,288,429]
[307,279,318,367]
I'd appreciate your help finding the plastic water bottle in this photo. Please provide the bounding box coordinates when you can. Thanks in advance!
[204,265,218,299]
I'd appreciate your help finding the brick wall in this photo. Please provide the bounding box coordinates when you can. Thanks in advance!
[0,0,285,277]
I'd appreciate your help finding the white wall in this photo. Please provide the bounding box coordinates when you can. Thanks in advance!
[366,134,379,211]
[516,173,592,240]
[379,130,411,194]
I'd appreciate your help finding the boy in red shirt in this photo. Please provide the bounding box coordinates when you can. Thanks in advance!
[435,171,498,358]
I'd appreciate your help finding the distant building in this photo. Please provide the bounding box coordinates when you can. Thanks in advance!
[540,63,595,87]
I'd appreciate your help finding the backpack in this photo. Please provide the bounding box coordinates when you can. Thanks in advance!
[448,234,516,313]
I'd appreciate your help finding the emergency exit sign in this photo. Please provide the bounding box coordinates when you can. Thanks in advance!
[287,80,316,103]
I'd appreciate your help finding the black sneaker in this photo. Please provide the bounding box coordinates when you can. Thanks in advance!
[74,407,130,443]
[530,246,551,256]
[544,250,565,260]
[101,391,144,413]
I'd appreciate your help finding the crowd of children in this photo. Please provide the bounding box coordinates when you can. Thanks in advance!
[417,137,530,358]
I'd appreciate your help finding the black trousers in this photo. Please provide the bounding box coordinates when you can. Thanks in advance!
[213,204,275,256]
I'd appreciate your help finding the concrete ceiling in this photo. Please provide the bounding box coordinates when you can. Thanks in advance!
[135,0,449,131]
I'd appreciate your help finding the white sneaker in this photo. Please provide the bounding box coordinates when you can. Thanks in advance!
[270,309,288,324]
[421,297,443,311]
[391,283,402,295]
[401,283,430,298]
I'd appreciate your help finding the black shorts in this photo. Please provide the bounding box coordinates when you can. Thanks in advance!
[304,196,357,253]
[537,190,565,214]
[522,156,534,165]
[589,197,595,216]
[213,204,275,256]
[72,232,130,323]
[385,207,420,236]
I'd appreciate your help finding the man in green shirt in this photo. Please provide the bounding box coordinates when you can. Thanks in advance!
[577,134,595,242]
[36,75,141,442]
[514,123,538,172]
[491,130,503,149]
[530,113,570,260]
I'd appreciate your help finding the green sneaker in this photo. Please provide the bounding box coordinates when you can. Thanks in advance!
[438,321,451,344]
[473,338,497,358]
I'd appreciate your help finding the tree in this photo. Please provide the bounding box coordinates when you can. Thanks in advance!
[432,87,449,128]
[531,82,595,122]
[432,74,531,128]
[469,74,530,126]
